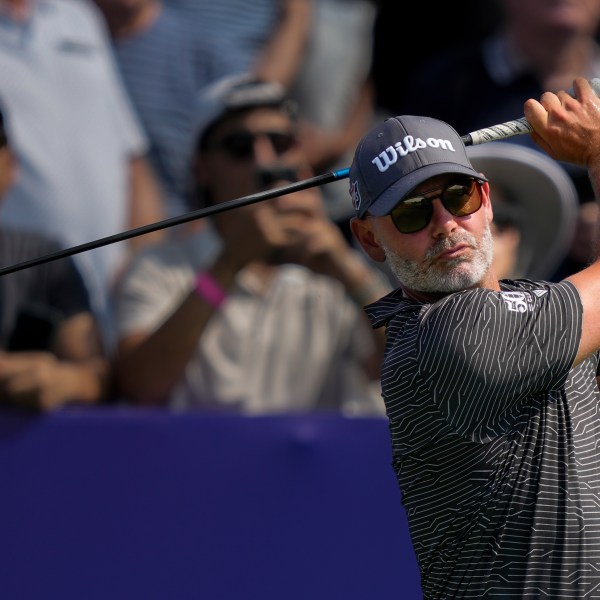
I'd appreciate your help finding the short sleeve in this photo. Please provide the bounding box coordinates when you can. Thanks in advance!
[113,247,192,337]
[416,281,582,439]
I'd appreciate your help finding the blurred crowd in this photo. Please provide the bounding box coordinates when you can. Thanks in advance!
[0,0,597,414]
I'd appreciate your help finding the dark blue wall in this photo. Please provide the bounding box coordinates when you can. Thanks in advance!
[0,408,421,599]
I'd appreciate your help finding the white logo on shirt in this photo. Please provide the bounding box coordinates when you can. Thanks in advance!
[500,291,542,312]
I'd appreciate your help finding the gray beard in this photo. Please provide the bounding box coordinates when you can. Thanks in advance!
[382,221,494,293]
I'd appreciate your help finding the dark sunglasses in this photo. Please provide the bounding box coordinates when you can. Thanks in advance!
[208,130,297,160]
[389,177,483,234]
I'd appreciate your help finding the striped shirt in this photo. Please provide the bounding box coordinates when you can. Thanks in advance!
[0,227,91,350]
[365,279,600,598]
[111,6,239,217]
[163,0,280,73]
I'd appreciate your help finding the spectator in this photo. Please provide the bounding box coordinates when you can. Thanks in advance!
[392,0,600,140]
[286,0,379,231]
[163,0,379,230]
[163,0,304,77]
[551,172,600,279]
[0,0,167,349]
[113,74,391,414]
[0,104,111,412]
[467,143,579,279]
[388,0,600,280]
[371,0,497,118]
[93,0,240,219]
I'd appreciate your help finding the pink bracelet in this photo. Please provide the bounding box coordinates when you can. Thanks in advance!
[194,272,227,309]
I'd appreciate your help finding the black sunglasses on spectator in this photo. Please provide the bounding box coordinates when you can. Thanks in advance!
[388,177,484,234]
[207,130,297,160]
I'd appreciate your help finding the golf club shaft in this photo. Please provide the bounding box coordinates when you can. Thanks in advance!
[0,168,350,276]
[0,117,537,277]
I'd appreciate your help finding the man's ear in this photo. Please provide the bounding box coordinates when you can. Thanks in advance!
[350,217,387,263]
[480,180,494,223]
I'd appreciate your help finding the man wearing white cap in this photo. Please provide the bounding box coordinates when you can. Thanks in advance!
[113,73,391,413]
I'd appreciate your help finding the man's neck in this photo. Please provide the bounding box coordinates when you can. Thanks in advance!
[401,287,451,304]
[401,273,501,303]
[102,1,161,40]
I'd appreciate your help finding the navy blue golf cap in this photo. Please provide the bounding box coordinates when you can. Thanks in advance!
[349,115,486,218]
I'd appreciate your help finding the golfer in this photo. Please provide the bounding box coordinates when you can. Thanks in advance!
[349,77,600,598]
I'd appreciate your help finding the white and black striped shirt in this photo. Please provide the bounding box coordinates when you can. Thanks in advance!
[366,279,600,599]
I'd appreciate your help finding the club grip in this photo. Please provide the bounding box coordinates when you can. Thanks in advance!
[462,78,600,147]
[462,117,533,146]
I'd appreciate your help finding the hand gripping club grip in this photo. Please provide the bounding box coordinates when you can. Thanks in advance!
[461,78,600,146]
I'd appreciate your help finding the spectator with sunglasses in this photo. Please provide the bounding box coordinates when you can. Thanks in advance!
[348,79,600,598]
[111,73,391,413]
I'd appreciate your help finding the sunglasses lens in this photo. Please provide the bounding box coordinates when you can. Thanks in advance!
[214,131,296,160]
[269,132,296,154]
[442,180,481,216]
[221,133,254,159]
[390,179,481,234]
[391,197,432,234]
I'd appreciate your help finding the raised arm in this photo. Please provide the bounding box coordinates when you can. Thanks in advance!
[252,0,313,88]
[524,77,600,364]
[127,154,167,250]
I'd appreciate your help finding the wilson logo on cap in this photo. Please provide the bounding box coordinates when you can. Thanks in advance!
[372,135,457,173]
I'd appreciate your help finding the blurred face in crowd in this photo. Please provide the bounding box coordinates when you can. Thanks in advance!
[490,220,521,279]
[194,106,330,266]
[196,107,307,205]
[570,201,599,264]
[502,0,600,34]
[351,174,496,295]
[488,183,523,280]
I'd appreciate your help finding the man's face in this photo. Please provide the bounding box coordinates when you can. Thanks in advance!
[195,105,332,265]
[197,107,305,206]
[352,174,495,294]
[503,0,600,34]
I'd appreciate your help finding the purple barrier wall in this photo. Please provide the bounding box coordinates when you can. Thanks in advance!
[0,408,421,599]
